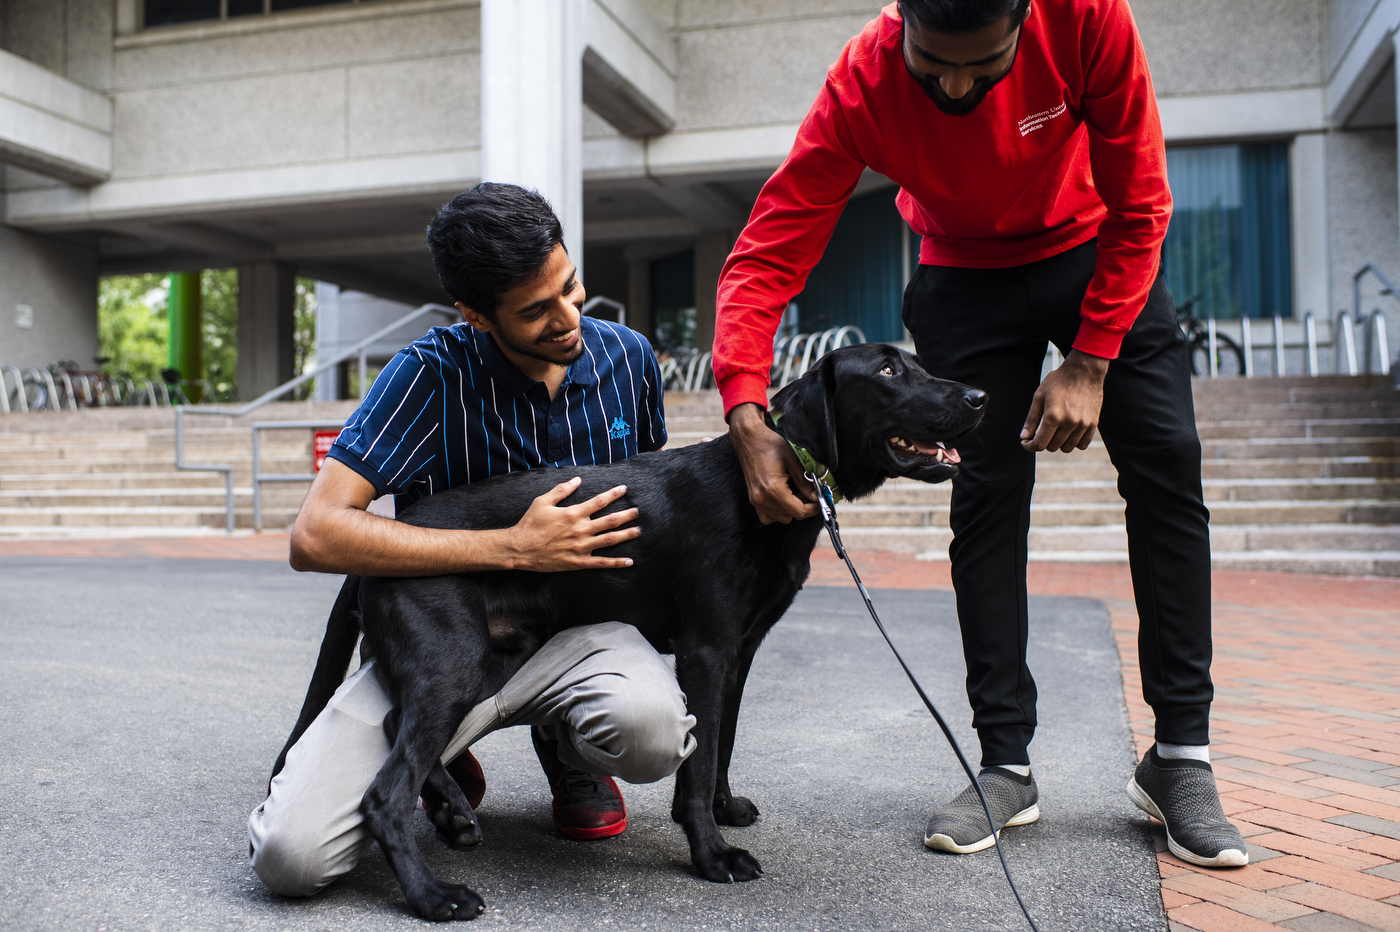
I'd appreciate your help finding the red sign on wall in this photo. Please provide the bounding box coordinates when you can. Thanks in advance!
[313,430,341,472]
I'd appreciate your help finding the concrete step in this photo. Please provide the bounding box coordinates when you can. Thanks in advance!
[1197,402,1400,422]
[837,498,1400,528]
[1196,419,1400,440]
[860,476,1400,506]
[0,472,228,491]
[1201,438,1400,459]
[0,505,300,530]
[838,522,1400,560]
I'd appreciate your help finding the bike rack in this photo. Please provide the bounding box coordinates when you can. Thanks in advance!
[1240,319,1254,377]
[1336,312,1359,376]
[1365,310,1392,376]
[768,327,867,387]
[1273,316,1286,377]
[51,369,79,411]
[1207,317,1219,378]
[0,364,22,413]
[1304,313,1320,376]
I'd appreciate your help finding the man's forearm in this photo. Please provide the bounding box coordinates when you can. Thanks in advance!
[290,504,519,577]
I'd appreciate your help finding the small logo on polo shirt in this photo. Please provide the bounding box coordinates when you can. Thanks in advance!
[1018,102,1067,137]
[610,416,631,440]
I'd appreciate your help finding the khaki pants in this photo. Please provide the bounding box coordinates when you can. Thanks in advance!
[248,622,696,896]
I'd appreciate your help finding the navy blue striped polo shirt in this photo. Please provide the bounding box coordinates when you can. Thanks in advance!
[328,316,667,510]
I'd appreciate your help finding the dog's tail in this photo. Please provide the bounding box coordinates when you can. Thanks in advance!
[267,575,363,793]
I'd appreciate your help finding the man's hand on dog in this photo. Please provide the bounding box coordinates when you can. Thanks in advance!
[506,477,642,571]
[728,403,820,525]
[1021,349,1109,453]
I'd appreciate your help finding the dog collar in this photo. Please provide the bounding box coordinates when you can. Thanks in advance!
[768,410,842,504]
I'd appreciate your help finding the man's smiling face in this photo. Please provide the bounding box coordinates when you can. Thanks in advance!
[458,243,586,377]
[901,8,1026,116]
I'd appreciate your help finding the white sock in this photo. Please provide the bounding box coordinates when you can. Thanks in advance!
[988,763,1031,776]
[1156,742,1210,763]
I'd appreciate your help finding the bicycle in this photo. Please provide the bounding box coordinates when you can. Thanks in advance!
[1177,297,1246,377]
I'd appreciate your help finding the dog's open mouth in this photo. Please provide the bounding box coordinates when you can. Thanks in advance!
[888,436,961,465]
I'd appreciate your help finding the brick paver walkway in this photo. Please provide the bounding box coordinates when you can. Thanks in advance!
[6,535,1399,930]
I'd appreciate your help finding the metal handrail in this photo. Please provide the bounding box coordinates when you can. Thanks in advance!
[1353,263,1399,377]
[581,295,625,327]
[251,418,347,531]
[175,301,460,533]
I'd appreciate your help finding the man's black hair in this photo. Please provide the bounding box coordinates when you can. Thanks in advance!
[426,183,565,319]
[898,0,1030,34]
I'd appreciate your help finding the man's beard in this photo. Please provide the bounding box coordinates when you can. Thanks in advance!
[911,71,1006,116]
[904,29,1020,117]
[494,323,586,368]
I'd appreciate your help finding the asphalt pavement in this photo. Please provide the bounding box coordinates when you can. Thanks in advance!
[0,558,1164,931]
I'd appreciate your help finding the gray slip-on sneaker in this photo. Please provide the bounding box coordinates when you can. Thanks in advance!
[924,767,1040,854]
[1127,745,1248,868]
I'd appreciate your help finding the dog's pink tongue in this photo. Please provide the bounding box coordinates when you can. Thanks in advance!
[909,439,961,464]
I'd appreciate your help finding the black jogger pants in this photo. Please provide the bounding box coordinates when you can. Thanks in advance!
[902,238,1214,767]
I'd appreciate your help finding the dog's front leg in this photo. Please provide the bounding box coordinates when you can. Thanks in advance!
[712,638,762,827]
[670,644,763,883]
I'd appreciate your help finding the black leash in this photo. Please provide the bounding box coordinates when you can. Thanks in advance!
[807,473,1041,932]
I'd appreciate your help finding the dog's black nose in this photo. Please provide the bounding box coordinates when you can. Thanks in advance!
[964,389,987,409]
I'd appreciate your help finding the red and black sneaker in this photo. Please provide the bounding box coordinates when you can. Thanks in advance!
[444,749,486,810]
[532,726,627,840]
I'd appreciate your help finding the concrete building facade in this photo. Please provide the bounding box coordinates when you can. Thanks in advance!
[2,0,1399,394]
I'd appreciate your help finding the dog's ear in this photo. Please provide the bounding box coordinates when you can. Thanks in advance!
[772,353,839,470]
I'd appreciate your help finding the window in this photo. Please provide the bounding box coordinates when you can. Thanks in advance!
[143,0,384,28]
[795,187,916,343]
[1162,142,1292,319]
[650,250,696,352]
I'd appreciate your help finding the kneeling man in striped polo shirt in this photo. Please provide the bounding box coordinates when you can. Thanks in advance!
[248,183,695,897]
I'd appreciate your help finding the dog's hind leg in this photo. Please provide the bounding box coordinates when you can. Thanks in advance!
[670,643,763,883]
[712,638,762,828]
[382,710,484,851]
[363,699,486,921]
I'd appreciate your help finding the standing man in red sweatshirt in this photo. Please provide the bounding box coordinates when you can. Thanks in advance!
[714,0,1248,868]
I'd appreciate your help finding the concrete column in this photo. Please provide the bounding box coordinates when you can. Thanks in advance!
[237,261,296,401]
[693,230,736,355]
[627,258,652,341]
[314,282,341,402]
[481,0,584,280]
[167,271,203,403]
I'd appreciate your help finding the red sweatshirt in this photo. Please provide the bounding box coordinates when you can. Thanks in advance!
[713,0,1171,414]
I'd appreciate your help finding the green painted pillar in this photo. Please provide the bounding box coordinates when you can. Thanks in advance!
[168,272,203,403]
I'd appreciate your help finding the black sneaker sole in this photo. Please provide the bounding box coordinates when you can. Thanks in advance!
[1127,777,1248,867]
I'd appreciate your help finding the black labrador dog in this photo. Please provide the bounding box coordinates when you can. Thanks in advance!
[271,343,985,920]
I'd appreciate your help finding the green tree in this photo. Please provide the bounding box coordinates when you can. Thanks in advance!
[292,277,318,401]
[98,270,319,403]
[202,269,239,402]
[97,274,168,383]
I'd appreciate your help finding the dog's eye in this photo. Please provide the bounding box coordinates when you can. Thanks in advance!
[879,365,895,376]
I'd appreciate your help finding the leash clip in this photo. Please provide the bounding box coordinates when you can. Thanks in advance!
[806,470,845,558]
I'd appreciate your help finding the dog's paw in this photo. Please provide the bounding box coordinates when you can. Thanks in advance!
[425,797,484,849]
[693,844,764,884]
[407,880,486,922]
[713,795,760,827]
